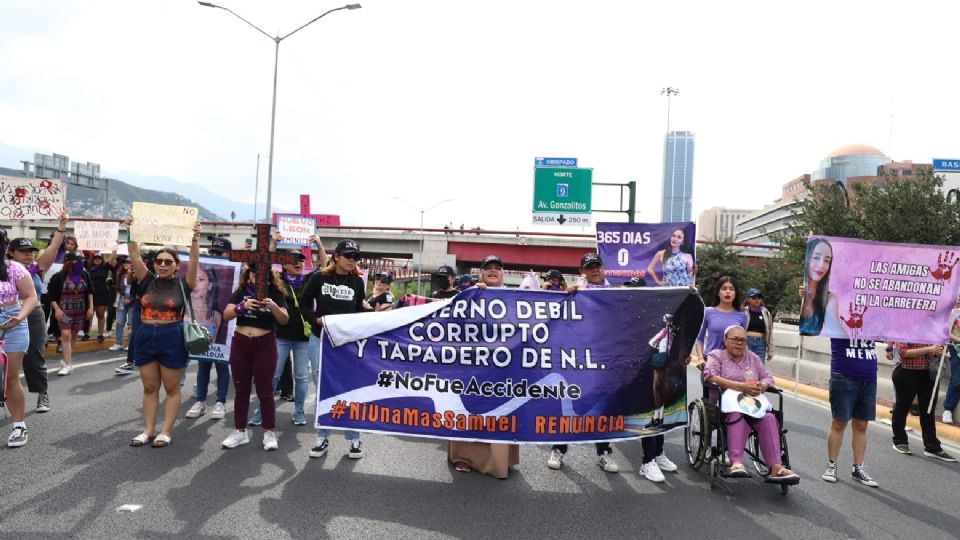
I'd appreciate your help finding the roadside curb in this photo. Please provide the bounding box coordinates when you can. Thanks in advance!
[45,336,126,357]
[773,376,960,448]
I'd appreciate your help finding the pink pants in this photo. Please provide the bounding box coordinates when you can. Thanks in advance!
[725,412,781,466]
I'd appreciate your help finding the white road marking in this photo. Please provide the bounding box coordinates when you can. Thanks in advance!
[116,504,143,513]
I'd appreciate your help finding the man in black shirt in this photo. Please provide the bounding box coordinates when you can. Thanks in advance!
[431,265,458,299]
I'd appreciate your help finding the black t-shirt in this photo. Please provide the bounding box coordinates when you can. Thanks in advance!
[432,288,458,299]
[227,287,289,332]
[299,272,366,337]
[368,291,394,310]
[276,271,314,342]
[747,309,766,334]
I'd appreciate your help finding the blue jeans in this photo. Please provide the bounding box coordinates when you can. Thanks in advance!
[125,302,141,365]
[196,360,230,403]
[114,303,128,347]
[747,336,767,363]
[944,346,960,412]
[273,339,311,415]
[309,333,359,440]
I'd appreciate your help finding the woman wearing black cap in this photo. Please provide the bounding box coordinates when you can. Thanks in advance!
[300,239,369,459]
[47,251,94,376]
[542,269,566,291]
[368,271,395,311]
[448,254,521,478]
[431,265,458,299]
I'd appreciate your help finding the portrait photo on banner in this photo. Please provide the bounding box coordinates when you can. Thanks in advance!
[176,254,242,363]
[799,235,960,343]
[595,222,696,286]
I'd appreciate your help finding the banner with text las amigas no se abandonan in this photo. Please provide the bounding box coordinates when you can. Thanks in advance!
[315,287,704,444]
[799,235,960,343]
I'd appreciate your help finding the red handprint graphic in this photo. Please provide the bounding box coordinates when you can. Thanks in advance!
[39,180,53,192]
[841,302,867,337]
[14,187,26,201]
[930,251,958,282]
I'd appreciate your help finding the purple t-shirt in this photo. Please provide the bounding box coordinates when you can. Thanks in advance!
[829,338,878,380]
[696,308,748,355]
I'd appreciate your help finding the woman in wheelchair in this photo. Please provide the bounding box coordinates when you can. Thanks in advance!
[704,325,799,482]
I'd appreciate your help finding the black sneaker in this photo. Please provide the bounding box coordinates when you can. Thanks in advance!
[851,465,878,487]
[923,449,959,462]
[7,426,28,448]
[821,461,838,483]
[80,334,90,342]
[309,438,329,458]
[97,335,105,344]
[892,443,912,455]
[348,439,363,459]
[114,363,134,375]
[36,393,50,413]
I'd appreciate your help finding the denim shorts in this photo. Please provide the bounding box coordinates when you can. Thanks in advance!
[829,372,877,421]
[0,304,29,353]
[133,321,189,369]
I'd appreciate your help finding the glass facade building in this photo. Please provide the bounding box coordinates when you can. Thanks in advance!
[813,144,890,185]
[661,131,695,222]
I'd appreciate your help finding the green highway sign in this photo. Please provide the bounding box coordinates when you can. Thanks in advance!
[532,167,592,226]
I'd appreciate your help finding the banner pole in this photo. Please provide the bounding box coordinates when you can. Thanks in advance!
[928,344,949,415]
[794,335,803,396]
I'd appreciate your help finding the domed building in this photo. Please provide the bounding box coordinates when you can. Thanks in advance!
[813,144,891,185]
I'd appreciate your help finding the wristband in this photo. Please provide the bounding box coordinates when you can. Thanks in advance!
[57,229,65,233]
[235,302,247,316]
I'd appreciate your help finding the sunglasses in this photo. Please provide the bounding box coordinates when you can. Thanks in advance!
[725,337,747,345]
[154,259,177,266]
[339,252,361,261]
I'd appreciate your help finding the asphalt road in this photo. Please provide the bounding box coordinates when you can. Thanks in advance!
[2,350,959,539]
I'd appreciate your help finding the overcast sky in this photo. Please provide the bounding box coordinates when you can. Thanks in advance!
[2,0,958,231]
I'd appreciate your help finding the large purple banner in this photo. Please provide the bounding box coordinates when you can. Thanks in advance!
[799,236,960,342]
[316,287,704,443]
[596,222,696,286]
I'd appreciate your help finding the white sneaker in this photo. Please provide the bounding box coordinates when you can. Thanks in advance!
[654,454,678,472]
[57,364,73,376]
[944,410,954,424]
[263,431,279,451]
[640,460,665,482]
[597,453,619,473]
[221,430,250,449]
[546,448,564,470]
[185,401,206,419]
[107,344,122,351]
[211,402,227,419]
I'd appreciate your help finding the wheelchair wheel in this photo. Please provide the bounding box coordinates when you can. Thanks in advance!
[747,434,770,477]
[684,400,709,470]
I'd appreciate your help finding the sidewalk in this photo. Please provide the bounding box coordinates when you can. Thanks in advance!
[45,335,125,357]
[773,375,960,447]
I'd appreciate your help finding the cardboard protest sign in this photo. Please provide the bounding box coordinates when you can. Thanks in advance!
[74,221,120,252]
[129,202,198,245]
[275,214,316,248]
[0,176,65,220]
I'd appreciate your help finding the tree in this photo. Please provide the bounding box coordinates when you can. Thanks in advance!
[694,240,746,306]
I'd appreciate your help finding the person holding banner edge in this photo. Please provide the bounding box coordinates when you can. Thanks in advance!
[300,239,369,459]
[0,229,41,447]
[546,253,620,474]
[645,228,695,287]
[449,254,521,477]
[124,217,200,448]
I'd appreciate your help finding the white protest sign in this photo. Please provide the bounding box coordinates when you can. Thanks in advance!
[74,221,120,252]
[130,202,198,245]
[0,176,66,220]
[275,214,316,248]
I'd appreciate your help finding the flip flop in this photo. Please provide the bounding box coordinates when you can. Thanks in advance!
[130,433,152,447]
[727,463,751,478]
[769,468,799,482]
[151,434,171,448]
[454,461,472,473]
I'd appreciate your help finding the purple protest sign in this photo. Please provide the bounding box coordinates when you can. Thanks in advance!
[315,287,705,443]
[596,222,696,286]
[799,236,960,343]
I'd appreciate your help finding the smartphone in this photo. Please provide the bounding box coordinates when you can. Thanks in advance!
[244,238,253,248]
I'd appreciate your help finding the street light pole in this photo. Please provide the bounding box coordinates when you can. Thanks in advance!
[392,197,455,296]
[198,2,362,223]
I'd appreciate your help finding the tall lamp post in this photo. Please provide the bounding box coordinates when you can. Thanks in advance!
[392,197,455,296]
[198,1,361,223]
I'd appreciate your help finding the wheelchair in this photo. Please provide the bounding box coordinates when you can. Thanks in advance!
[684,382,797,495]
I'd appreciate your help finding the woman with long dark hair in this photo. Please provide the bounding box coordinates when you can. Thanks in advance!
[125,217,200,448]
[48,252,93,375]
[109,258,134,351]
[645,228,695,287]
[688,276,748,370]
[86,252,116,343]
[220,264,289,451]
[184,265,229,420]
[800,238,836,336]
[0,229,41,447]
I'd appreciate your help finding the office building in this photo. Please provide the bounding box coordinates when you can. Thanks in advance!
[661,131,695,222]
[697,207,755,241]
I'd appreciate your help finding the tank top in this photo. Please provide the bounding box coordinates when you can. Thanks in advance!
[663,251,691,286]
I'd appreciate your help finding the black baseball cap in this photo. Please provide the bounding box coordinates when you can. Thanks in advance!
[544,269,563,281]
[64,251,83,262]
[336,239,360,255]
[580,253,602,268]
[208,237,232,255]
[277,248,306,262]
[9,238,38,252]
[623,276,646,287]
[375,271,394,284]
[436,265,456,277]
[746,288,763,298]
[481,255,503,268]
